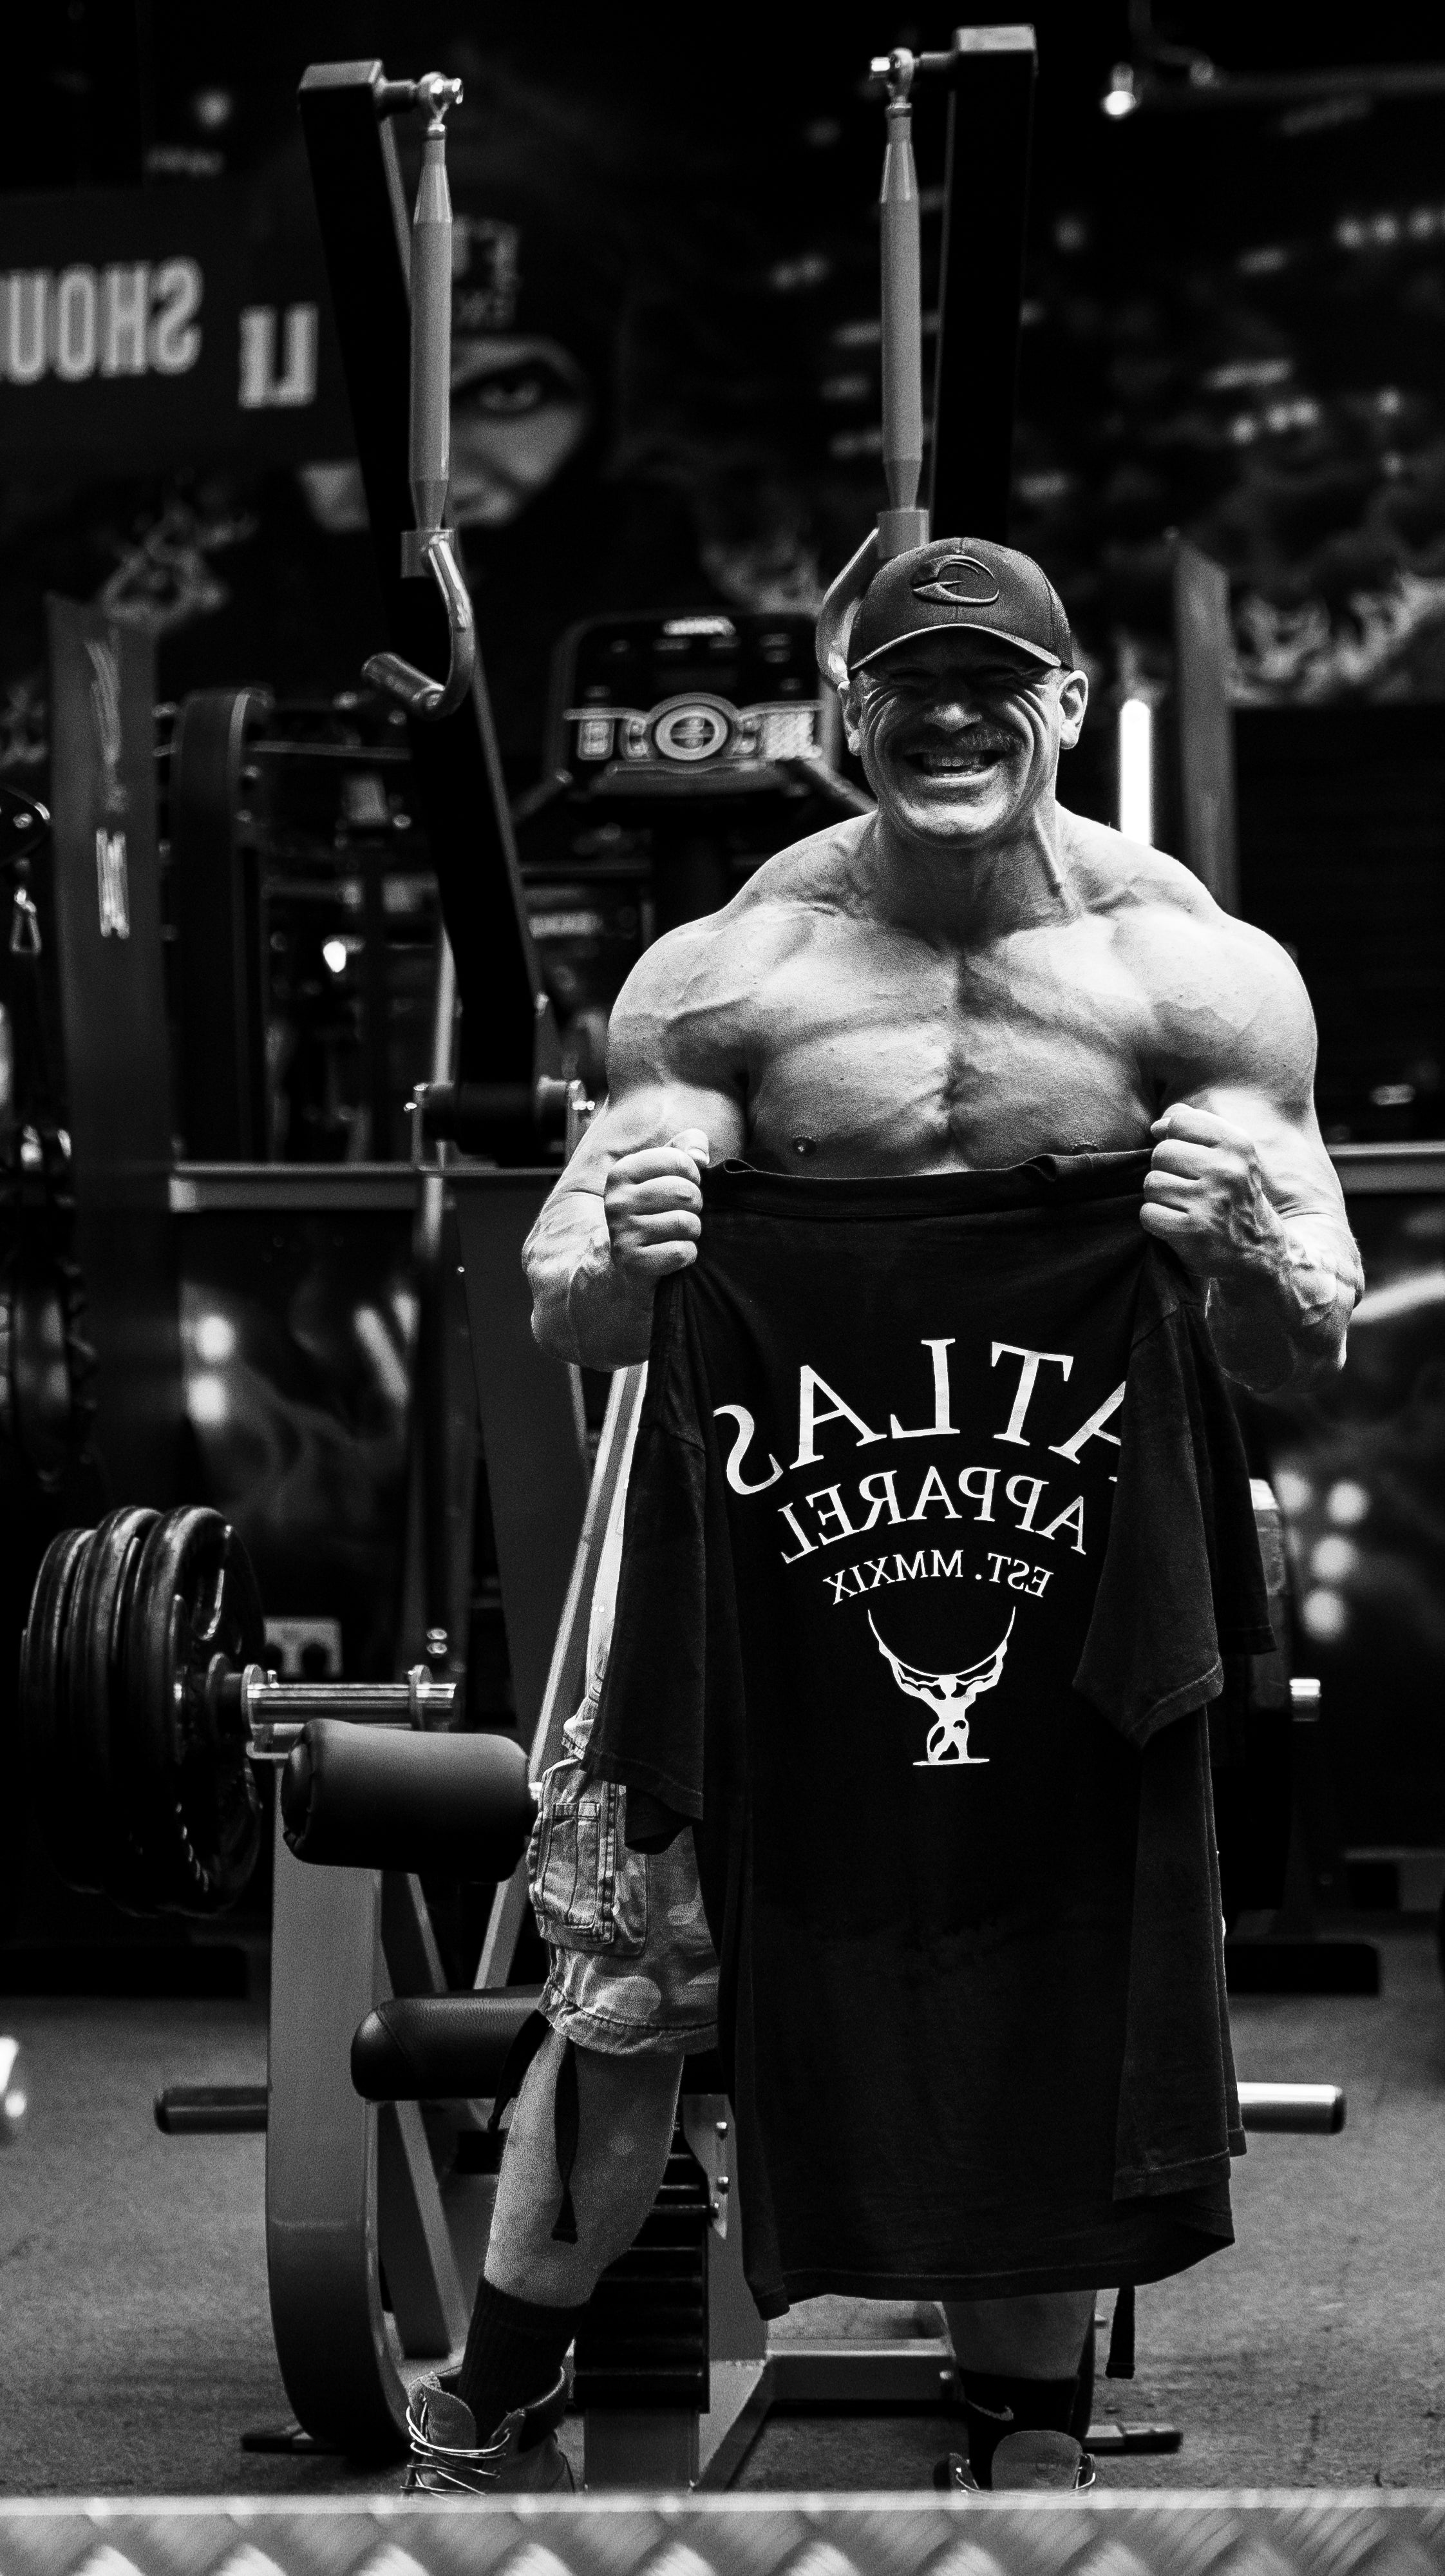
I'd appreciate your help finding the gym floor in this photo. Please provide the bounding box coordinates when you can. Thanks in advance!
[3,1923,1441,2497]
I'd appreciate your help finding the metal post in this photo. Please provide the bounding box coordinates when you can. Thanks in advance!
[1172,539,1240,912]
[168,687,274,1159]
[448,1170,590,1744]
[929,26,1037,540]
[475,1360,645,1992]
[876,55,929,560]
[408,100,454,542]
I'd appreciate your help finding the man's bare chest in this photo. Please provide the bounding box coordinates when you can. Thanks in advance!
[736,940,1157,1173]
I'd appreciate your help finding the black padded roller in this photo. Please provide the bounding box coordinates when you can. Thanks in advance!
[350,1990,731,2105]
[351,1988,545,2100]
[281,1721,534,1878]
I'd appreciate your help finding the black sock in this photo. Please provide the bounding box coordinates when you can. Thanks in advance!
[958,2369,1082,2488]
[456,2280,585,2442]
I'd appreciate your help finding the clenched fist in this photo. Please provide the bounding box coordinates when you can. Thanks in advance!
[603,1127,711,1281]
[1142,1104,1280,1277]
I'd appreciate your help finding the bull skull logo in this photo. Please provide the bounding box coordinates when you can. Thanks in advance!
[869,1607,1016,1768]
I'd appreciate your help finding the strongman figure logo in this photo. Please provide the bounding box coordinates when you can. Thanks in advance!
[868,1607,1016,1767]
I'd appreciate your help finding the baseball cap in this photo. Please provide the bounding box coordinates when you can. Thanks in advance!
[846,537,1074,676]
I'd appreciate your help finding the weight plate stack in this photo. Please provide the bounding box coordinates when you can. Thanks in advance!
[19,1525,99,1891]
[122,1507,265,1914]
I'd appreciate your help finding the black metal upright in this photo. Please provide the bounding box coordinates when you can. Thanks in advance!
[929,26,1037,543]
[297,64,558,1111]
[46,599,186,1504]
[169,687,274,1158]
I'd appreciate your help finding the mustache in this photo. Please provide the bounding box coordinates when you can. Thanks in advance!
[894,726,1018,759]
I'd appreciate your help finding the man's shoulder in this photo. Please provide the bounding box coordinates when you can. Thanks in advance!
[627,817,866,983]
[1065,808,1299,997]
[1061,809,1314,1092]
[608,815,867,1033]
[1064,805,1209,917]
[735,810,873,908]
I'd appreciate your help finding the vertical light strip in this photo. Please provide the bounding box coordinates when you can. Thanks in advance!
[1117,695,1154,844]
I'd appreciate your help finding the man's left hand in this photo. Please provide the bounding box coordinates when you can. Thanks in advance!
[1142,1104,1282,1279]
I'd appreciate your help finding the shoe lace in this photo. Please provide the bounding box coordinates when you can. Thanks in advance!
[404,2396,511,2488]
[404,2457,500,2494]
[933,2450,979,2492]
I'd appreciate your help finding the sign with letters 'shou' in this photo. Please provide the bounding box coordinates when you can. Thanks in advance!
[0,184,352,468]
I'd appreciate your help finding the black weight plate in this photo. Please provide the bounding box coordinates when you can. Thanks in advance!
[164,1507,265,1913]
[117,1507,216,1913]
[19,1525,97,1891]
[71,1506,162,1911]
[122,1506,265,1914]
[63,1510,164,1900]
[120,1509,234,1914]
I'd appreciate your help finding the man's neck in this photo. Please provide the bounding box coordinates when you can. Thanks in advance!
[859,793,1076,949]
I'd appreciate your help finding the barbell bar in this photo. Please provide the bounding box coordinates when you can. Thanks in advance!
[228,1665,457,1755]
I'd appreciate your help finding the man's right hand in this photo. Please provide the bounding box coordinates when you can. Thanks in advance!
[603,1129,712,1282]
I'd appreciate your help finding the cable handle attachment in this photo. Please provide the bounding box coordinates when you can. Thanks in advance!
[364,70,477,723]
[364,530,475,719]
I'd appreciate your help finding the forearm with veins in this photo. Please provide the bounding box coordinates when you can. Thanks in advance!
[525,1190,656,1371]
[1206,1211,1363,1393]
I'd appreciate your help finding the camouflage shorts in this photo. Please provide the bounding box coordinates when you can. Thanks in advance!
[529,1697,721,2059]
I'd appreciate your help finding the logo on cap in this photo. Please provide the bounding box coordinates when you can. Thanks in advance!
[912,553,1002,608]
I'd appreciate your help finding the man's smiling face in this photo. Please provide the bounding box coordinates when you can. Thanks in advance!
[841,634,1088,850]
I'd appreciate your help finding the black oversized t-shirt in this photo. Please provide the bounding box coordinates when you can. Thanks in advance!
[587,1152,1273,2316]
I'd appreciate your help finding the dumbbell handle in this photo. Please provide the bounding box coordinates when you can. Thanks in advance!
[1237,2081,1345,2134]
[0,2035,28,2146]
[220,1663,458,1753]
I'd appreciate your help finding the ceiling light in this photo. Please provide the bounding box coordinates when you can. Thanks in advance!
[1117,696,1154,844]
[1101,62,1140,118]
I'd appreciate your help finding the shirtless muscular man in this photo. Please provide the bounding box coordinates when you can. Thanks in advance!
[406,537,1361,2494]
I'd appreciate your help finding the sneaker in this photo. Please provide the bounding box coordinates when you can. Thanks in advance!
[932,2452,981,2492]
[404,2365,574,2494]
[989,2428,1097,2492]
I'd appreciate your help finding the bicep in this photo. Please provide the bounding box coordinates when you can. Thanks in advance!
[536,940,746,1218]
[556,1073,744,1210]
[1187,1075,1343,1225]
[1164,930,1343,1218]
